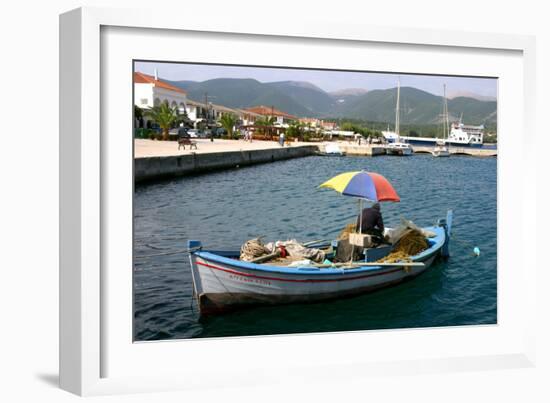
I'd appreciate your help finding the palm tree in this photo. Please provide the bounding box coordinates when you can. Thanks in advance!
[219,113,237,139]
[144,103,179,140]
[255,115,276,139]
[286,122,305,141]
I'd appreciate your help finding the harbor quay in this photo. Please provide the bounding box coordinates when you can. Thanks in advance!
[408,145,497,157]
[317,142,387,156]
[134,139,317,183]
[316,142,497,157]
[134,139,497,183]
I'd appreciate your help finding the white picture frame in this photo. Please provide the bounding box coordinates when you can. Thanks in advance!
[60,6,537,396]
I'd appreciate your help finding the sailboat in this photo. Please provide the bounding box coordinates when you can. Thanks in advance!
[385,79,413,156]
[432,84,451,157]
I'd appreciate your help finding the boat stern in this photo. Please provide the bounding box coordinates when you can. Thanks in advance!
[438,210,453,258]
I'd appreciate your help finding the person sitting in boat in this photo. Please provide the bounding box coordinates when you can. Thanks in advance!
[356,202,385,244]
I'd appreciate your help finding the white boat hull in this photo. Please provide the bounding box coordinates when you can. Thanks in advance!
[200,254,433,291]
[386,146,413,156]
[432,149,450,157]
[188,214,452,315]
[190,243,442,314]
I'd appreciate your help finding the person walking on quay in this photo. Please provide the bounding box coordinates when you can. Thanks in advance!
[279,132,285,147]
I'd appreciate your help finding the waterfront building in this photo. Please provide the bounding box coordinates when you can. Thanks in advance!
[321,121,337,131]
[299,117,321,127]
[245,105,297,126]
[234,109,262,126]
[185,99,209,123]
[185,100,259,128]
[133,71,188,113]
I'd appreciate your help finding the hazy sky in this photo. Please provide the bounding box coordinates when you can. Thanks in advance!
[135,61,497,98]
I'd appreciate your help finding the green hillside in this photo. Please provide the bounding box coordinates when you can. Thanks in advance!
[332,87,496,125]
[170,78,312,117]
[166,78,496,126]
[266,81,335,115]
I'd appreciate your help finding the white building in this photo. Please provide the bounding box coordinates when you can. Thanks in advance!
[185,99,208,123]
[244,106,297,127]
[133,71,188,113]
[185,100,251,128]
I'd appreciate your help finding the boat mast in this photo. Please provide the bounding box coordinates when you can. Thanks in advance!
[395,78,400,142]
[443,84,449,140]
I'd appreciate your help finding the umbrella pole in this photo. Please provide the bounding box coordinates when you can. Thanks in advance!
[350,198,363,263]
[359,198,363,235]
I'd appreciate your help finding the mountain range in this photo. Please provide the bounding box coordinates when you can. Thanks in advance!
[167,78,496,125]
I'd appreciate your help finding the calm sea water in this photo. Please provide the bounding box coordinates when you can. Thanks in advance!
[134,154,497,340]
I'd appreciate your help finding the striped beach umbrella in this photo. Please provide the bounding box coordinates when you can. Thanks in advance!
[319,171,400,202]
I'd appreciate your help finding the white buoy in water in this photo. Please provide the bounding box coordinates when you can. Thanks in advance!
[473,247,480,256]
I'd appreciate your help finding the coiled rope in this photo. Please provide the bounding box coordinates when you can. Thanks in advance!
[239,237,270,262]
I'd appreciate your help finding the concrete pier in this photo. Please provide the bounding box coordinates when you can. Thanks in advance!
[317,143,386,156]
[410,145,497,157]
[317,142,497,157]
[135,145,318,183]
[134,139,497,183]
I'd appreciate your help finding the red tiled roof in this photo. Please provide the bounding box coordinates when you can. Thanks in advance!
[133,72,186,94]
[245,105,296,119]
[322,121,337,128]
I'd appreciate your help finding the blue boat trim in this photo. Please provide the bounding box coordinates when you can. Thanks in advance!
[193,225,446,276]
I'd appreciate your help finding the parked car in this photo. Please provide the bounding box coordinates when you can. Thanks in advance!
[168,126,193,138]
[186,129,200,138]
[149,123,162,134]
[212,127,226,137]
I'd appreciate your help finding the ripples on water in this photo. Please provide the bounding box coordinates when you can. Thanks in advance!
[134,154,497,340]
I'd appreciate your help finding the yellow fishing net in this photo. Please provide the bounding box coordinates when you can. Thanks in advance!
[377,229,428,263]
[338,223,357,240]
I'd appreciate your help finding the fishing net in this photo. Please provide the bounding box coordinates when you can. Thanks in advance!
[394,229,429,255]
[377,229,428,263]
[339,223,357,239]
[265,240,326,263]
[240,238,271,262]
[240,238,326,263]
[379,250,413,263]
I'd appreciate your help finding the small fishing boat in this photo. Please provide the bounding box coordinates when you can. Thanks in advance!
[319,142,345,156]
[188,210,453,315]
[432,144,450,157]
[386,142,413,156]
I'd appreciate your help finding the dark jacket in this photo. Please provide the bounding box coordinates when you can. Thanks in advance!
[356,207,384,234]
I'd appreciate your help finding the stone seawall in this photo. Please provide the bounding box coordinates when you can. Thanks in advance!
[317,143,386,156]
[135,145,318,183]
[411,145,497,157]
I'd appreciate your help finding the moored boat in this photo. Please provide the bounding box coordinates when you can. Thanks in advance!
[386,142,413,156]
[432,84,451,157]
[188,211,453,315]
[385,79,413,156]
[432,145,450,157]
[319,142,345,156]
